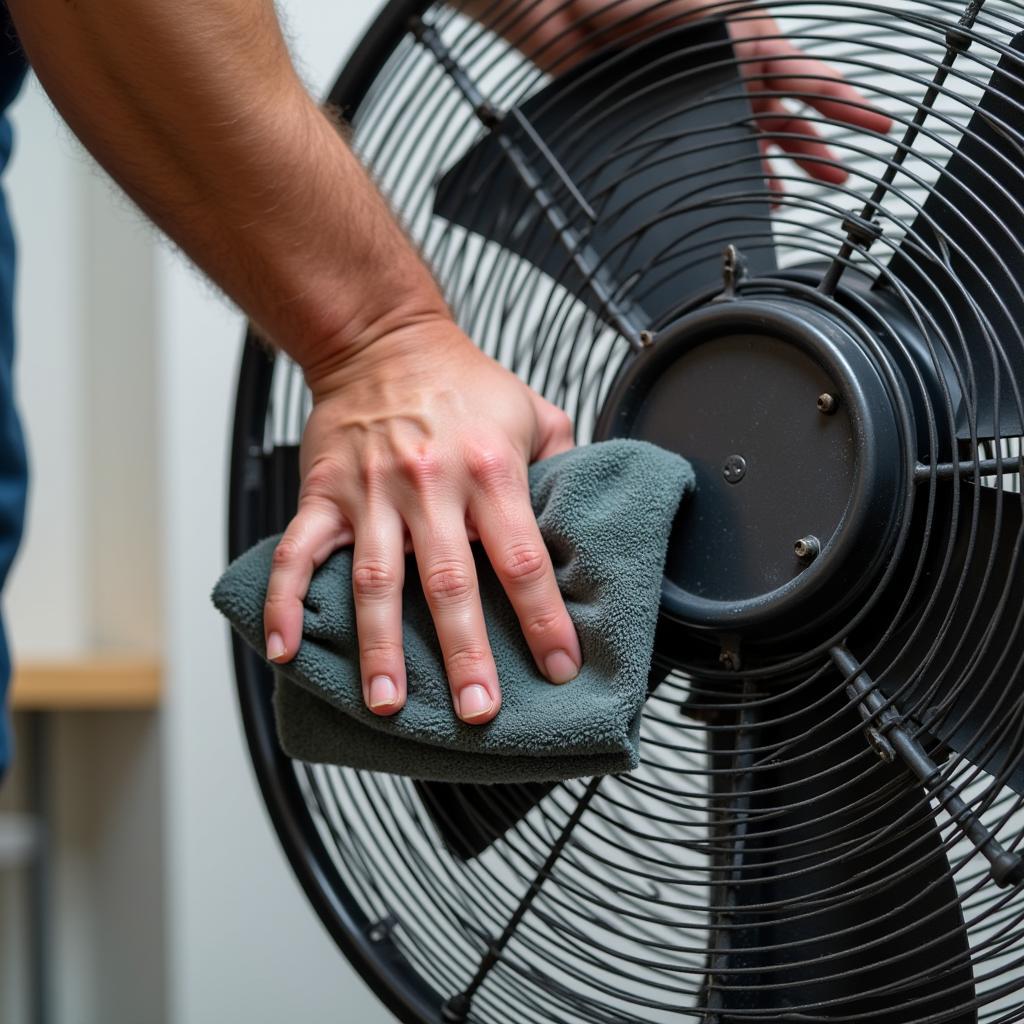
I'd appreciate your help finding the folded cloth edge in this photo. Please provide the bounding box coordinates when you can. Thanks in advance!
[275,677,642,783]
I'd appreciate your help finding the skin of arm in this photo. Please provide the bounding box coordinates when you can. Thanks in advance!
[7,0,582,725]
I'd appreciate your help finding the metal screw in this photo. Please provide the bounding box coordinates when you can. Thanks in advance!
[794,535,820,561]
[721,244,748,298]
[639,330,655,348]
[723,454,746,484]
[817,392,838,414]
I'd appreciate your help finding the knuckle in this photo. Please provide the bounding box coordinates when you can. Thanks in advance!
[397,447,443,490]
[499,542,547,585]
[465,445,513,490]
[300,462,339,502]
[263,593,295,616]
[423,562,475,605]
[351,560,399,600]
[359,638,402,662]
[445,644,490,676]
[522,608,562,641]
[271,537,305,572]
[358,453,388,493]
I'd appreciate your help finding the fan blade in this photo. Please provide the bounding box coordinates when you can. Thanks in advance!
[857,483,1024,796]
[879,32,1024,439]
[433,18,776,332]
[703,683,975,1019]
[414,779,555,861]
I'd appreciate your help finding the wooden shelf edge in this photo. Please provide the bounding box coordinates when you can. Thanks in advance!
[10,657,163,711]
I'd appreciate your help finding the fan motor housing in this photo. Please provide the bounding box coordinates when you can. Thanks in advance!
[597,298,906,641]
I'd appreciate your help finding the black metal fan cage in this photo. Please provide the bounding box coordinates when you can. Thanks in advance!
[229,2,1024,1021]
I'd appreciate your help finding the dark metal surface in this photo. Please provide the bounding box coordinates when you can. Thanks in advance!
[596,296,904,640]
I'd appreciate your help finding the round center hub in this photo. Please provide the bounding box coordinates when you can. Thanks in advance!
[597,299,905,640]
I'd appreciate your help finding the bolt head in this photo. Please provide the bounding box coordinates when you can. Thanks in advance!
[794,535,821,561]
[719,650,741,671]
[817,392,838,414]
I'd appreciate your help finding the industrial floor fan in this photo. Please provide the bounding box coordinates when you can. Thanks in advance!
[228,2,1024,1020]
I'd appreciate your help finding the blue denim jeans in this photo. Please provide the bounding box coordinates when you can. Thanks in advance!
[0,35,29,778]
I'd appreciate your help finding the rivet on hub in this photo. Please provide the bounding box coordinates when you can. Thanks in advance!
[794,535,820,561]
[723,454,747,484]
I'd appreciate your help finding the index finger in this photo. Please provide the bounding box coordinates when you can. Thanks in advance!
[469,480,581,686]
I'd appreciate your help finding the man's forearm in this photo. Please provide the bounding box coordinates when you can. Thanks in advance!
[7,0,447,375]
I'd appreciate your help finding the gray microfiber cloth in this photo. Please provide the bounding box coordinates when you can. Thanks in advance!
[212,440,694,783]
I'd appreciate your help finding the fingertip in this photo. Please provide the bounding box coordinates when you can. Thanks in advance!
[457,683,499,724]
[367,674,405,716]
[866,111,894,136]
[266,631,288,662]
[264,603,303,663]
[544,648,580,685]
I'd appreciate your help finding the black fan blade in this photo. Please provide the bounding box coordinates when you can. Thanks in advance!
[859,483,1024,796]
[879,32,1024,439]
[703,683,975,1020]
[414,779,555,861]
[434,18,776,331]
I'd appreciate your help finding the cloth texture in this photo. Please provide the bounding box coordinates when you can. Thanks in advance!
[0,11,29,782]
[213,440,693,783]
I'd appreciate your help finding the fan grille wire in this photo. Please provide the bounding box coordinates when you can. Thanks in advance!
[254,2,1024,1020]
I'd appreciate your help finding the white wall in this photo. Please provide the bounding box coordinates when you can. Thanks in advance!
[5,79,88,656]
[156,2,392,1023]
[1,75,169,1024]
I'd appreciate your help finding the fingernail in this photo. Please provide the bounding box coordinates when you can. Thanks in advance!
[266,632,286,662]
[458,684,494,722]
[544,649,579,684]
[368,675,399,710]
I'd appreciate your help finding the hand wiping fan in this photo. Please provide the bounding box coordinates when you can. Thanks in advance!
[228,2,1024,1021]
